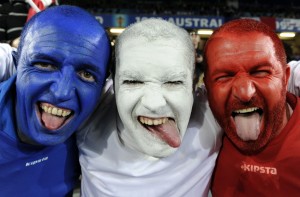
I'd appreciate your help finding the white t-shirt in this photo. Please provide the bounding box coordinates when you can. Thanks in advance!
[78,84,223,197]
[0,43,16,82]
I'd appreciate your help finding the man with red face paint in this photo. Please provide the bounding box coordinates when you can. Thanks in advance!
[203,18,300,195]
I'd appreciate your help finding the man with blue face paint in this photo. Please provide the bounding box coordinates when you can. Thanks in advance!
[0,5,110,196]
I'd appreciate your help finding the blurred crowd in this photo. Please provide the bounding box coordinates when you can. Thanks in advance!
[62,0,300,18]
[2,0,300,44]
[0,0,28,45]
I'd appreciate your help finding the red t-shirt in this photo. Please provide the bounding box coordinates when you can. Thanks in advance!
[211,93,300,196]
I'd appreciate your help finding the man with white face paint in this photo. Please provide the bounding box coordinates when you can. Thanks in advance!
[114,22,194,157]
[78,18,222,196]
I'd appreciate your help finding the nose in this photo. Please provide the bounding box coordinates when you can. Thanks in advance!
[50,74,75,102]
[232,78,256,102]
[141,88,166,112]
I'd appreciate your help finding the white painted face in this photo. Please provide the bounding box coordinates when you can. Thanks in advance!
[115,38,194,157]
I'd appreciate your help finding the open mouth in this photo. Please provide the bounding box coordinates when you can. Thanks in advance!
[139,116,168,126]
[231,107,263,141]
[39,102,74,131]
[232,107,263,117]
[137,116,181,148]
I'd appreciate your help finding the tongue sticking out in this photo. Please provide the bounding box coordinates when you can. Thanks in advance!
[145,119,181,148]
[42,112,66,130]
[234,112,260,141]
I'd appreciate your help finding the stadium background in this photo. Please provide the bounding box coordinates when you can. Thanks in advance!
[1,0,300,60]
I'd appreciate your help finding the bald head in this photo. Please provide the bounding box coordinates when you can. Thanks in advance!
[204,19,287,70]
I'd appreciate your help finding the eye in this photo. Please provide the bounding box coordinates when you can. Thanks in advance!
[34,62,57,71]
[215,75,233,82]
[250,70,270,77]
[165,81,183,85]
[123,80,143,85]
[78,70,95,82]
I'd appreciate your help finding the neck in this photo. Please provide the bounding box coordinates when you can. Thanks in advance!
[276,103,292,137]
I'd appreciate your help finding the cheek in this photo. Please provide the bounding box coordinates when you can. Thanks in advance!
[256,80,285,105]
[116,89,138,114]
[79,85,102,109]
[208,84,228,113]
[17,74,48,98]
[170,90,193,112]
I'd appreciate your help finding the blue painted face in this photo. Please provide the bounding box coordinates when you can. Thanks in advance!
[15,6,110,145]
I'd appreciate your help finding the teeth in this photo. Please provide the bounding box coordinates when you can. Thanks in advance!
[40,104,71,117]
[57,109,62,116]
[234,107,259,114]
[139,117,168,126]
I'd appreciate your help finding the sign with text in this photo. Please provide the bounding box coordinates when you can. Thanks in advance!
[95,14,224,29]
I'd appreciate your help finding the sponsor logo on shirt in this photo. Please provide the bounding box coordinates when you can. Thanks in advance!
[241,162,277,175]
[25,157,48,167]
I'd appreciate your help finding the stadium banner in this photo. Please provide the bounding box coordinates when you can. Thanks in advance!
[94,14,224,29]
[276,18,300,32]
[95,14,300,32]
[242,17,300,32]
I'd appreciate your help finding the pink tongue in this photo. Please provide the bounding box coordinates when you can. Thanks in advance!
[146,120,181,148]
[42,112,66,130]
[234,113,260,141]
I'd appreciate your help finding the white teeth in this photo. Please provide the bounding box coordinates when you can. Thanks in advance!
[139,117,168,126]
[57,109,62,116]
[40,104,71,117]
[52,108,58,115]
[234,107,259,114]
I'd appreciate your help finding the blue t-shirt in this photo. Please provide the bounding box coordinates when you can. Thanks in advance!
[0,76,80,196]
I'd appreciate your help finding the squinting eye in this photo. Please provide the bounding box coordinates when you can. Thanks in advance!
[34,63,57,71]
[251,70,270,77]
[165,81,183,85]
[216,76,232,82]
[123,80,143,85]
[78,70,95,82]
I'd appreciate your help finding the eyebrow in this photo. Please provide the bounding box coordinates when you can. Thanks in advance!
[163,71,187,80]
[120,70,143,79]
[30,52,101,74]
[120,70,187,80]
[29,53,61,64]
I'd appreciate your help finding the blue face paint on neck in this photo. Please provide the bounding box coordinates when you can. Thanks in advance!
[15,6,110,145]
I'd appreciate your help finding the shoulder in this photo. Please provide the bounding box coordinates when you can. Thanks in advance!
[187,87,223,151]
[288,60,300,97]
[0,43,17,82]
[0,43,15,63]
[77,81,117,150]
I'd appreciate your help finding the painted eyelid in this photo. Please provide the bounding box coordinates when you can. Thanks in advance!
[122,80,144,84]
[77,70,96,82]
[165,80,183,84]
[215,74,233,81]
[250,70,271,76]
[33,62,58,71]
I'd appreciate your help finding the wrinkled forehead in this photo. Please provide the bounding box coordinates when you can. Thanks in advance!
[24,27,98,53]
[20,17,109,61]
[25,22,94,45]
[22,10,108,48]
[118,37,194,70]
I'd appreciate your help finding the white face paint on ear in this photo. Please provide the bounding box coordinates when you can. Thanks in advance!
[115,39,194,157]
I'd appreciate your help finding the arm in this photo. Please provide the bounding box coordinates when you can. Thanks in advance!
[288,60,300,96]
[0,43,17,82]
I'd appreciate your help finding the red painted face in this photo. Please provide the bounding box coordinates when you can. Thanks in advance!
[204,32,290,154]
